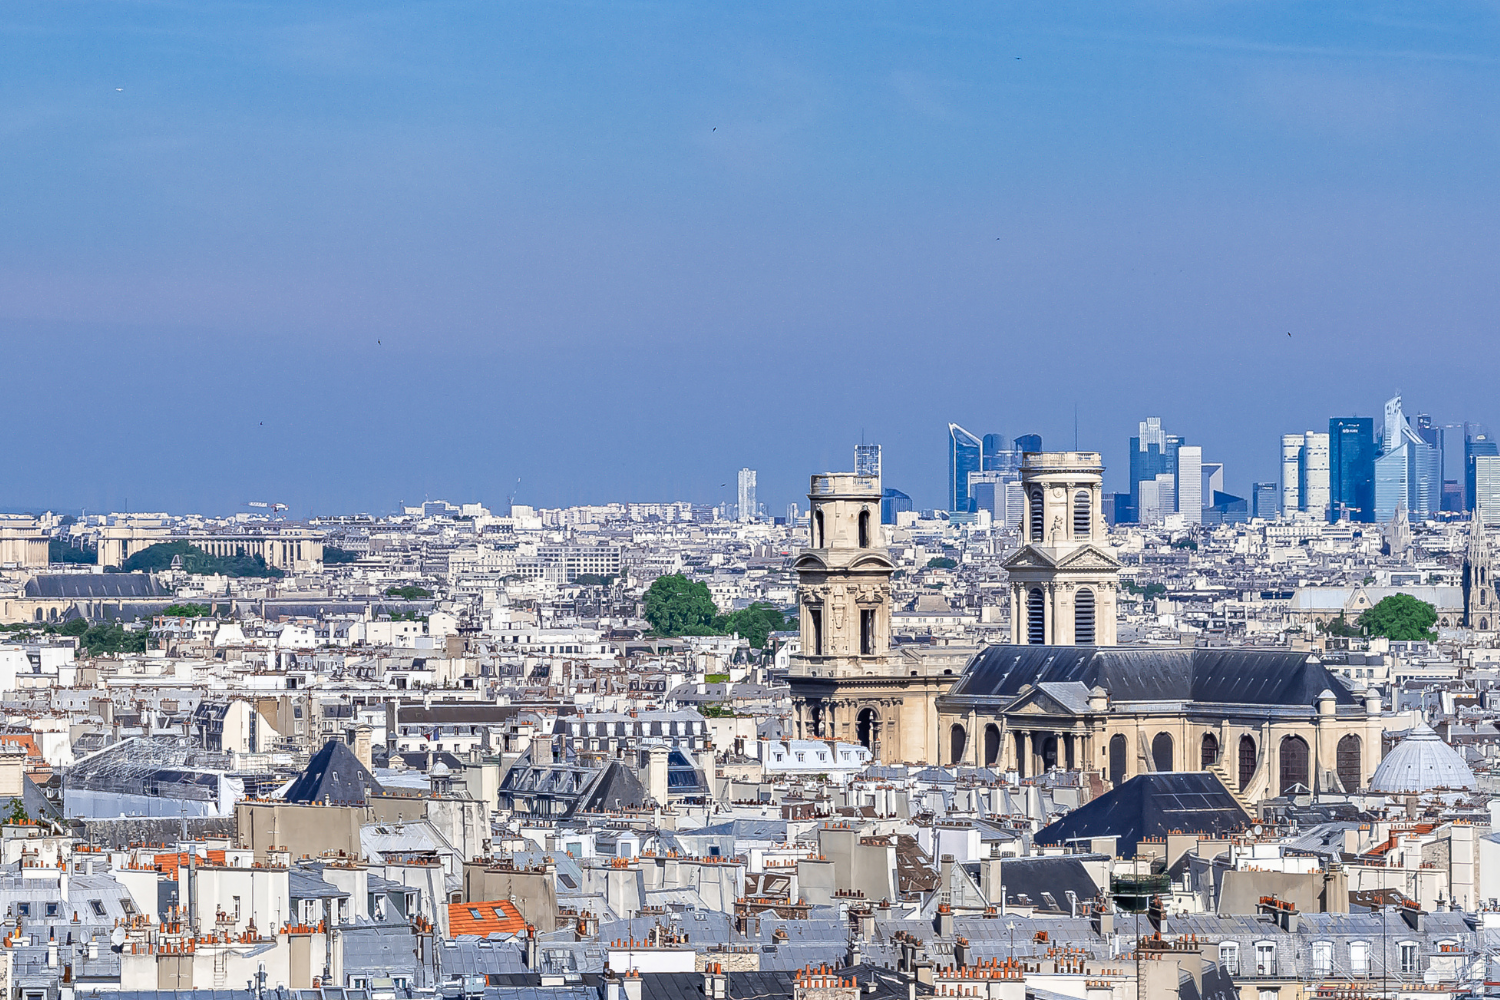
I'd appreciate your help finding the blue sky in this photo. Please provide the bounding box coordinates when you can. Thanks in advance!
[2,2,1498,515]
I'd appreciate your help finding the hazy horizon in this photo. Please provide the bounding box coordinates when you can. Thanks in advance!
[4,3,1498,516]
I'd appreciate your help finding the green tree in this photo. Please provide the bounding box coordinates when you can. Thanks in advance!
[49,539,98,564]
[5,798,26,824]
[721,602,788,649]
[925,556,957,570]
[161,603,214,618]
[1318,612,1362,638]
[1358,593,1438,641]
[643,574,721,636]
[385,585,433,600]
[323,546,359,564]
[115,540,283,578]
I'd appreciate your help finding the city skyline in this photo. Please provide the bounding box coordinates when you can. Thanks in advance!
[4,5,1500,516]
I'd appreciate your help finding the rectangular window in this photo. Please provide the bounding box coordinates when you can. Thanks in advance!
[1312,942,1331,977]
[1349,941,1369,975]
[811,609,823,655]
[1256,943,1277,977]
[45,903,58,918]
[1400,943,1418,975]
[860,609,875,655]
[89,900,105,917]
[1220,943,1239,976]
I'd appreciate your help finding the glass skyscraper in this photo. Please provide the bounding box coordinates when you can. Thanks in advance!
[948,423,983,512]
[1013,433,1042,454]
[1468,427,1499,511]
[1329,417,1375,523]
[1127,417,1181,524]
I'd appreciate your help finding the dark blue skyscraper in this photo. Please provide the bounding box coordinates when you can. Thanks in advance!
[982,434,1007,470]
[1329,417,1375,522]
[881,488,913,525]
[1013,433,1042,454]
[948,423,982,512]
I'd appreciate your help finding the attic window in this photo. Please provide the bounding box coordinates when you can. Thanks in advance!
[491,907,509,920]
[468,908,483,920]
[89,900,105,917]
[1041,892,1058,909]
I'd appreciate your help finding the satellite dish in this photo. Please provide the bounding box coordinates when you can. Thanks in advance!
[110,927,127,947]
[1252,824,1264,836]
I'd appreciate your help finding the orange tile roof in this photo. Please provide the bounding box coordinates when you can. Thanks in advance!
[154,850,228,878]
[447,899,525,937]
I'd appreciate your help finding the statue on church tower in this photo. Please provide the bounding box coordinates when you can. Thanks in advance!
[1464,505,1496,631]
[1001,451,1121,645]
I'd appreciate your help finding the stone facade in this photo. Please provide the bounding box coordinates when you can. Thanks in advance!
[1002,452,1120,646]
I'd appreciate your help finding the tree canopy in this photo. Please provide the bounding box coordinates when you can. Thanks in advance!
[115,540,283,578]
[323,546,359,564]
[1358,593,1438,641]
[49,539,97,564]
[385,585,433,600]
[925,556,957,570]
[642,575,788,648]
[160,603,217,618]
[643,574,721,636]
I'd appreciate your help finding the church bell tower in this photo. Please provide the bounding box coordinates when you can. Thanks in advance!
[1001,451,1121,645]
[1464,506,1496,631]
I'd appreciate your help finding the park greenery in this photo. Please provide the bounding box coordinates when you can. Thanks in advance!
[573,573,618,587]
[925,556,957,569]
[160,603,225,618]
[1317,612,1363,638]
[1357,593,1438,641]
[323,546,359,564]
[385,585,433,600]
[1171,538,1198,551]
[48,539,97,564]
[114,541,283,578]
[1123,581,1167,598]
[642,574,788,648]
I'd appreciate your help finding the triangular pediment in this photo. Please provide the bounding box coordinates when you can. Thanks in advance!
[1002,686,1082,717]
[1054,545,1122,571]
[1001,546,1060,571]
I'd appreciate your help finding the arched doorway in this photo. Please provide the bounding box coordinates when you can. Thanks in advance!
[1108,733,1127,787]
[1040,735,1059,771]
[856,709,881,757]
[983,724,1001,767]
[1337,734,1362,792]
[949,724,968,766]
[1152,732,1174,771]
[1239,736,1257,791]
[1280,735,1310,796]
[1200,733,1219,770]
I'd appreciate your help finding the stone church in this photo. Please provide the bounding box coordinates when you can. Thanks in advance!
[787,451,1387,803]
[1463,506,1498,631]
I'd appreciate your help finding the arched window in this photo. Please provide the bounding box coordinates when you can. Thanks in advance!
[1279,735,1310,796]
[1108,733,1127,787]
[1029,490,1044,542]
[1075,588,1096,644]
[950,724,968,765]
[1027,589,1046,644]
[1239,735,1257,791]
[814,508,824,547]
[857,509,870,548]
[1200,733,1219,770]
[1337,734,1362,792]
[1151,732,1173,771]
[1073,490,1091,538]
[856,709,880,752]
[983,724,1001,767]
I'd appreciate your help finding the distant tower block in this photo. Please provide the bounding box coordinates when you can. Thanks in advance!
[1002,451,1121,646]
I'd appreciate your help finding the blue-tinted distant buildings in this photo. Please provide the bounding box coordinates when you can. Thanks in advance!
[1467,427,1499,512]
[1013,433,1042,454]
[1329,417,1375,522]
[948,423,982,512]
[881,487,912,525]
[1125,417,1182,524]
[1374,394,1442,520]
[1252,482,1278,519]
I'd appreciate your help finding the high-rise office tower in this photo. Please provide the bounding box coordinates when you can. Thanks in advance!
[1375,394,1440,520]
[1177,446,1203,524]
[982,434,1007,469]
[737,468,757,523]
[1252,482,1278,519]
[948,423,983,512]
[1475,457,1500,526]
[1281,434,1303,514]
[1281,431,1330,518]
[1467,426,1499,512]
[880,488,913,525]
[787,502,801,524]
[1202,463,1225,506]
[1013,433,1042,455]
[854,443,881,479]
[1329,417,1375,523]
[1128,418,1181,524]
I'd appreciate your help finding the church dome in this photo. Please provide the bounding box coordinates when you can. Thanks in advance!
[1368,723,1476,794]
